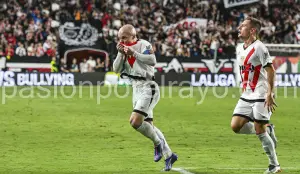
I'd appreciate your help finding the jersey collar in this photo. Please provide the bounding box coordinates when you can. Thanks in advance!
[120,39,139,46]
[243,39,257,50]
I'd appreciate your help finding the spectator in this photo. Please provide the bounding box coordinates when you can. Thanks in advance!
[51,57,58,72]
[0,0,299,63]
[284,30,295,44]
[190,47,200,57]
[70,58,79,72]
[176,45,184,56]
[95,58,105,72]
[210,36,219,58]
[5,44,14,59]
[60,58,69,72]
[6,33,16,46]
[15,43,26,56]
[35,43,44,57]
[0,48,4,56]
[86,56,96,72]
[43,40,51,53]
[80,58,88,73]
[27,43,35,56]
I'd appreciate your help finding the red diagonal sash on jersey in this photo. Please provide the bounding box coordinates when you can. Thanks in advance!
[127,56,136,67]
[250,64,262,92]
[243,48,255,65]
[242,47,255,90]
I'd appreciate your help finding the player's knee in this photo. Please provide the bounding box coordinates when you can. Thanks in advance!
[254,122,266,134]
[129,118,142,129]
[231,123,241,133]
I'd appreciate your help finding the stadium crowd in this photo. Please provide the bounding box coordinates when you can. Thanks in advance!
[0,0,299,72]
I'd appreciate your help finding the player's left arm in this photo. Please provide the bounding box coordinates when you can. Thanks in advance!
[257,44,278,112]
[265,65,275,95]
[124,41,156,66]
[265,65,278,112]
[133,50,156,66]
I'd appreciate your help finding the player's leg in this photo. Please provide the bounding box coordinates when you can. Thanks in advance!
[146,83,177,171]
[266,112,278,148]
[146,113,172,159]
[145,116,177,171]
[129,83,163,162]
[129,110,161,143]
[146,86,173,159]
[129,111,161,148]
[231,99,255,134]
[253,102,281,173]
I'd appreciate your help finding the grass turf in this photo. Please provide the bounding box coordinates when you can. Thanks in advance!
[0,86,299,174]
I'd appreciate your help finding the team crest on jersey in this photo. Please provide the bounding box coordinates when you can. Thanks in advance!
[143,45,154,54]
[241,56,245,61]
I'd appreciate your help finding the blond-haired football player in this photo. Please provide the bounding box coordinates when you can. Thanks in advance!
[113,24,177,171]
[232,17,281,174]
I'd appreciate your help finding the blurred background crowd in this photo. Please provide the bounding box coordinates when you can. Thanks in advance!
[0,0,299,72]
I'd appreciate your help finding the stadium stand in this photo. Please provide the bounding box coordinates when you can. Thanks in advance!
[0,0,299,72]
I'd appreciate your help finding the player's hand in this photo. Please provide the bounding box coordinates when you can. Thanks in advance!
[117,43,125,54]
[265,94,278,113]
[123,46,135,56]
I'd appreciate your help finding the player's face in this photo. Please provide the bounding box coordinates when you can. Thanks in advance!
[118,31,134,45]
[237,20,253,39]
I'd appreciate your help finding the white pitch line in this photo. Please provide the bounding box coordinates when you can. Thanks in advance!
[184,167,300,170]
[172,168,195,174]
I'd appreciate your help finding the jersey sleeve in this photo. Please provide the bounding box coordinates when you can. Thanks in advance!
[133,40,156,66]
[113,52,125,73]
[256,43,273,67]
[140,40,154,55]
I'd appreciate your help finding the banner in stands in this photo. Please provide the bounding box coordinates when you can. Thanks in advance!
[276,74,300,87]
[0,56,6,69]
[0,72,105,86]
[155,56,235,73]
[0,71,299,87]
[163,18,207,32]
[108,72,300,87]
[59,22,99,46]
[105,72,236,87]
[223,0,260,8]
[273,56,300,73]
[5,55,52,72]
[156,73,236,87]
[57,22,108,67]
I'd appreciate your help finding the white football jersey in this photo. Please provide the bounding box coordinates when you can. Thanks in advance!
[121,39,155,81]
[236,40,273,100]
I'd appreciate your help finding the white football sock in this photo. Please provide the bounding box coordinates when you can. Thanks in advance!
[154,126,172,159]
[238,122,256,134]
[136,121,161,146]
[257,132,279,166]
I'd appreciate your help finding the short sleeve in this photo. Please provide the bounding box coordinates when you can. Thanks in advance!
[256,43,273,67]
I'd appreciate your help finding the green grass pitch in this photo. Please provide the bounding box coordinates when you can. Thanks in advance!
[0,86,299,174]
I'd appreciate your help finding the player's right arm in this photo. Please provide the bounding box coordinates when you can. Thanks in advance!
[113,52,125,73]
[113,43,126,73]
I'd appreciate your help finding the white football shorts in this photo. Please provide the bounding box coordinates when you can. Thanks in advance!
[233,98,271,123]
[132,81,160,121]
